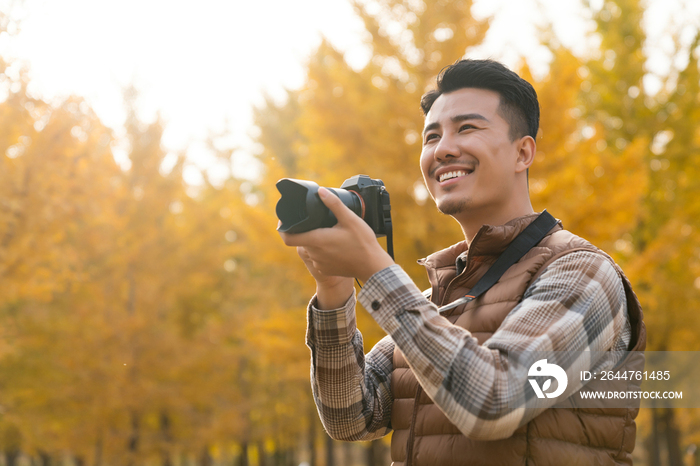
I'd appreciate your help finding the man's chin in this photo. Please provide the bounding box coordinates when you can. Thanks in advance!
[437,199,470,217]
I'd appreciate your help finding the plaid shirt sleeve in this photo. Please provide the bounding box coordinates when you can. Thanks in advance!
[306,293,394,441]
[307,250,630,441]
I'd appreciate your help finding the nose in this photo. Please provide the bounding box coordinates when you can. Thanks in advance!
[433,133,459,162]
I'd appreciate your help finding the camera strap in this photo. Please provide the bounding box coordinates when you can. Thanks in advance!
[438,211,558,314]
[381,188,394,260]
[386,228,394,260]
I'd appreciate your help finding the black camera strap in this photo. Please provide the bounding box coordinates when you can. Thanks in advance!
[438,211,558,314]
[381,187,394,260]
[386,228,394,260]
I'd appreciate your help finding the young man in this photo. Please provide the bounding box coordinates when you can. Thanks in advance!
[280,59,645,465]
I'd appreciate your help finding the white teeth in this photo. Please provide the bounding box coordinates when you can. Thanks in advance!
[439,170,469,182]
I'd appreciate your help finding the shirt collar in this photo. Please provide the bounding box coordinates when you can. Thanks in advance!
[419,212,561,272]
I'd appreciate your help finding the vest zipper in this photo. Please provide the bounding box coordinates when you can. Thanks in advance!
[438,225,501,308]
[405,386,422,466]
[440,264,481,317]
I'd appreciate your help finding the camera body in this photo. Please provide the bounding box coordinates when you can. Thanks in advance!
[275,174,392,237]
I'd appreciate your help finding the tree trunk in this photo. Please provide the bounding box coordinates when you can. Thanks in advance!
[343,442,353,466]
[645,407,662,466]
[94,436,103,466]
[663,409,683,466]
[237,442,249,466]
[258,442,268,466]
[160,412,173,466]
[3,424,22,466]
[5,450,20,466]
[273,445,284,466]
[325,433,334,466]
[287,448,297,466]
[200,446,213,466]
[37,451,51,466]
[127,411,140,466]
[366,439,387,466]
[309,414,317,466]
[366,440,378,466]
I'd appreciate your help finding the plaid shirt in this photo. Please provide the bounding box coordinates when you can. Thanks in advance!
[306,251,631,441]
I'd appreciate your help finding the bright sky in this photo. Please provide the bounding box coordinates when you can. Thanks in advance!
[0,0,697,182]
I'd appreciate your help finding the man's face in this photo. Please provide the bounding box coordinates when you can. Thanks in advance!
[420,87,524,222]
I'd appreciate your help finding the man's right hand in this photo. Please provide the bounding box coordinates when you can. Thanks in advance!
[279,186,394,310]
[297,246,354,310]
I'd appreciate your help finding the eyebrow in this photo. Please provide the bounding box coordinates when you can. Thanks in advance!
[423,113,490,135]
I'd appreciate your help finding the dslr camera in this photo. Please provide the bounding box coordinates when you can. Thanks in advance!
[275,175,393,257]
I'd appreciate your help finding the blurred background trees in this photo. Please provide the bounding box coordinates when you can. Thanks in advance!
[1,0,699,465]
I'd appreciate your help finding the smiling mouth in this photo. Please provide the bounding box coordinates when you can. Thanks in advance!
[438,169,473,183]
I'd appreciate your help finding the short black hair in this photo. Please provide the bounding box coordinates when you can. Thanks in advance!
[420,59,540,141]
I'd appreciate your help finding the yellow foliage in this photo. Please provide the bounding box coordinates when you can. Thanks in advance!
[1,0,699,463]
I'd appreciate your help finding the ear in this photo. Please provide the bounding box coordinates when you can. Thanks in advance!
[514,135,536,174]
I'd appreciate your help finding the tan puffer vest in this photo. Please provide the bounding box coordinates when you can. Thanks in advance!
[390,213,646,466]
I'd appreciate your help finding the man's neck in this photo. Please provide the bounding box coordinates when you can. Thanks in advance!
[457,203,535,246]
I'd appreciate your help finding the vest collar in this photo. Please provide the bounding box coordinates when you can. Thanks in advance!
[418,212,562,271]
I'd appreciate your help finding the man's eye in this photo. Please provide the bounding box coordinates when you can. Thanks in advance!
[459,124,476,131]
[424,134,439,143]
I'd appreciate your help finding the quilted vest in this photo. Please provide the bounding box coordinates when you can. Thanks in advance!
[390,213,646,466]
